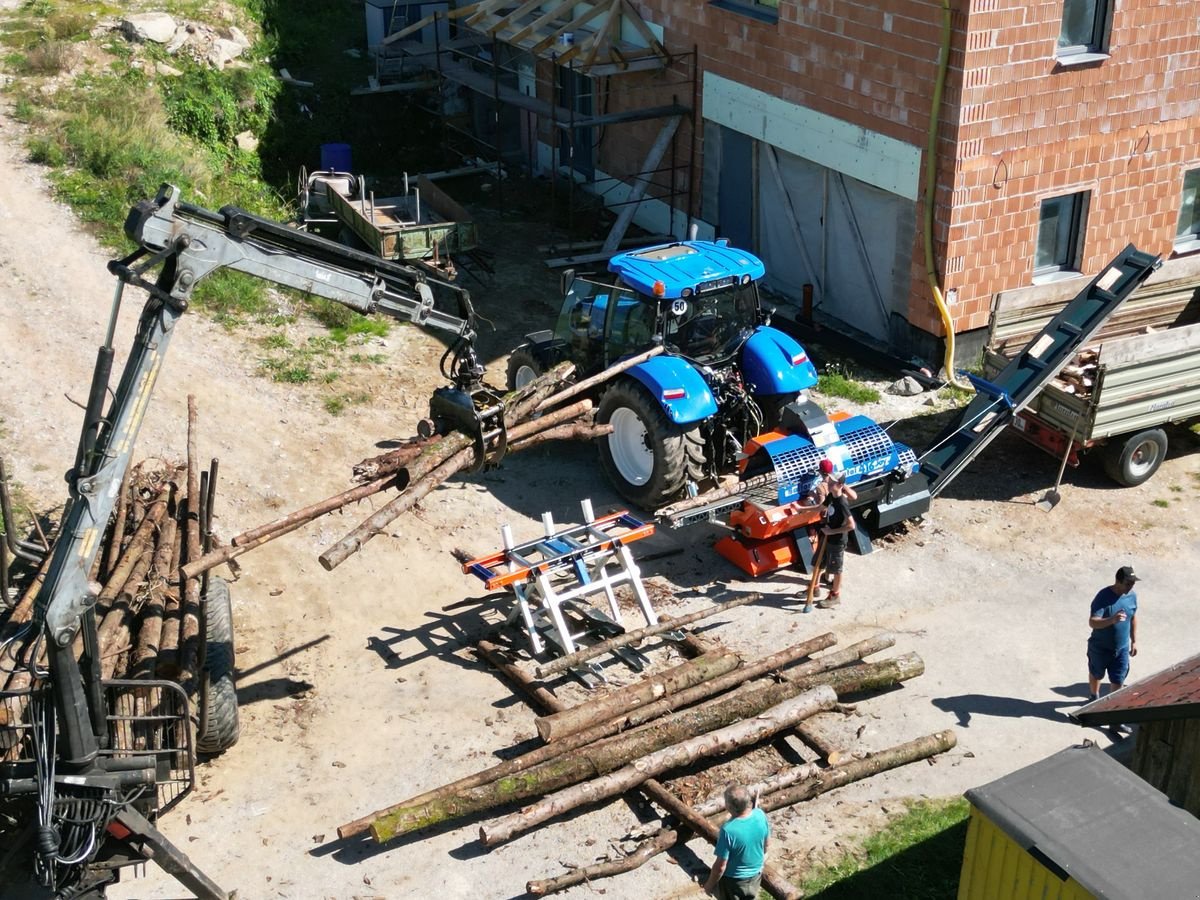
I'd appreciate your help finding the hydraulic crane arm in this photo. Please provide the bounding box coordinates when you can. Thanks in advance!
[13,184,493,899]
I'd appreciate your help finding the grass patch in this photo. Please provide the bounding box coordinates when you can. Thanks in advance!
[817,372,881,405]
[937,383,972,404]
[1151,498,1169,508]
[801,797,969,899]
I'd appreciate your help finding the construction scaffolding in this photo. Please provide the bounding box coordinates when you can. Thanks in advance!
[360,0,697,254]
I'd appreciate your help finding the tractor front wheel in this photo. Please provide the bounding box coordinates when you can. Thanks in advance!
[506,346,544,391]
[597,380,705,510]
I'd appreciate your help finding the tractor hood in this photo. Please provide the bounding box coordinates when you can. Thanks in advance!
[608,241,766,300]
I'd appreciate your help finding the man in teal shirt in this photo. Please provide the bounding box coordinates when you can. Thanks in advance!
[704,785,770,899]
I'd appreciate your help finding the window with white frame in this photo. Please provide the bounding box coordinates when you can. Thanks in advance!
[1057,0,1112,58]
[1035,192,1089,276]
[1175,168,1200,250]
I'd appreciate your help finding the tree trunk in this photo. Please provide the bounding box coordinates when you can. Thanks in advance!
[508,422,610,452]
[535,650,743,742]
[527,730,956,896]
[176,396,203,695]
[533,345,663,412]
[96,480,172,607]
[527,827,683,895]
[338,632,832,840]
[352,436,439,481]
[130,511,178,680]
[365,652,922,842]
[479,686,837,845]
[534,592,763,679]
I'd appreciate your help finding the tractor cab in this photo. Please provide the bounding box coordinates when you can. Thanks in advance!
[554,240,768,370]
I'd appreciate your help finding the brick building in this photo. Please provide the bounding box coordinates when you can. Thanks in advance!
[380,1,1200,364]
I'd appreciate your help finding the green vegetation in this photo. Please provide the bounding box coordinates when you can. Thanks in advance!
[817,372,881,405]
[1151,498,1169,508]
[800,797,969,899]
[937,383,973,404]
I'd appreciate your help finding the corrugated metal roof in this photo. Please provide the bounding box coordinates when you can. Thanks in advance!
[1072,652,1200,726]
[965,744,1200,900]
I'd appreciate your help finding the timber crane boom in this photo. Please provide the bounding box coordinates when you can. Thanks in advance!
[3,184,500,899]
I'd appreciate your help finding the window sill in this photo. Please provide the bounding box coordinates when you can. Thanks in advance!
[710,1,779,24]
[1172,237,1200,256]
[1054,51,1109,67]
[1032,269,1086,286]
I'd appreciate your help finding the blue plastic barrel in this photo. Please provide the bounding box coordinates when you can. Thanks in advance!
[320,142,353,173]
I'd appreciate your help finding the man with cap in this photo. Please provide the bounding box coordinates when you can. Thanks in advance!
[1086,565,1140,702]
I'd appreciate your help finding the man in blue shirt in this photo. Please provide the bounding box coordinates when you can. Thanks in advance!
[1087,565,1140,702]
[704,785,770,899]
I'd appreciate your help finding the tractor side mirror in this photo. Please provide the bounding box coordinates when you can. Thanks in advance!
[561,268,575,295]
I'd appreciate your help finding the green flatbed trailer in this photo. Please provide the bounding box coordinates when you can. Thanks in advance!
[984,255,1200,486]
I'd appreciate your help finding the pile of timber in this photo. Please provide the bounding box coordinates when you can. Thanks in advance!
[0,396,220,756]
[180,347,666,583]
[1049,348,1099,397]
[337,622,956,899]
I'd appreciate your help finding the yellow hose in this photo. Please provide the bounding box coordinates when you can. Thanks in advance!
[923,0,970,389]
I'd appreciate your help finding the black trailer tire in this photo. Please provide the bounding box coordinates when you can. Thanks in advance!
[506,347,544,390]
[1102,428,1168,487]
[196,577,240,755]
[597,379,705,509]
[756,392,800,430]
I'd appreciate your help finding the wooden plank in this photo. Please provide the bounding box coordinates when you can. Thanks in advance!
[580,0,620,69]
[536,233,674,253]
[472,0,541,30]
[600,115,680,253]
[505,0,579,45]
[530,0,614,53]
[619,0,668,58]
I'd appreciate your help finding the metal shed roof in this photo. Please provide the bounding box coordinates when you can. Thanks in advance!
[1072,652,1200,726]
[965,744,1200,900]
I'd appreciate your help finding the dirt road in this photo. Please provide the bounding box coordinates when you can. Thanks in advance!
[2,124,1198,899]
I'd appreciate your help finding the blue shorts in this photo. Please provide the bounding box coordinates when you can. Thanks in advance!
[1087,643,1130,685]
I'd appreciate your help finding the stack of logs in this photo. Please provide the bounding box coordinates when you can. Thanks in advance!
[1051,348,1099,397]
[180,348,661,582]
[0,397,218,755]
[336,613,957,899]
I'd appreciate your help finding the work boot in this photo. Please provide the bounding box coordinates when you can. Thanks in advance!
[816,593,841,609]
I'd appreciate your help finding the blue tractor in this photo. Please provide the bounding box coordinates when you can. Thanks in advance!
[508,240,898,508]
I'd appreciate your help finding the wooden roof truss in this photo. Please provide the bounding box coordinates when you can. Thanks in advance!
[385,0,670,74]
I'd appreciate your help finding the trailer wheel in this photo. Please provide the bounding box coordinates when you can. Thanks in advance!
[1103,428,1168,487]
[506,347,544,390]
[598,380,705,509]
[196,577,240,755]
[756,392,800,430]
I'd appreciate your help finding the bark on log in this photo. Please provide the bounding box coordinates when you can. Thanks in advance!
[794,716,849,766]
[528,730,956,896]
[534,345,663,412]
[655,469,778,521]
[476,640,801,900]
[527,826,683,895]
[321,364,576,570]
[366,652,921,842]
[337,632,831,839]
[131,511,178,680]
[508,422,611,452]
[691,761,823,818]
[100,465,133,583]
[352,436,439,482]
[534,593,763,679]
[479,686,837,845]
[180,473,399,580]
[535,650,743,742]
[96,481,172,607]
[177,396,203,693]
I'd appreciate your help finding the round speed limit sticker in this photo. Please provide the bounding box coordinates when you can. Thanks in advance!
[671,299,688,316]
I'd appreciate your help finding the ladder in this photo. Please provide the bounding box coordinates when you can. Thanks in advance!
[463,500,658,658]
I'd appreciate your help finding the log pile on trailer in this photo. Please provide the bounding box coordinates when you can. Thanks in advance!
[336,610,956,898]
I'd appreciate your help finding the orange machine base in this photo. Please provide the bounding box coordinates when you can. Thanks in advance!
[714,533,800,577]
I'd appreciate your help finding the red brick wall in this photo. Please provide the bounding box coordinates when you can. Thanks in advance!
[946,1,1200,335]
[612,0,1200,347]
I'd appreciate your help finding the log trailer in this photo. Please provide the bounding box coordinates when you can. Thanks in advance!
[659,244,1162,576]
[0,184,503,899]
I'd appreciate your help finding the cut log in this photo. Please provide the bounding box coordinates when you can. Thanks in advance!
[176,396,203,695]
[534,650,743,743]
[533,592,763,679]
[534,345,663,412]
[96,480,173,607]
[131,511,178,680]
[365,652,922,842]
[692,761,823,818]
[337,632,832,840]
[479,686,837,845]
[527,826,683,895]
[528,730,956,896]
[508,422,611,452]
[100,465,133,583]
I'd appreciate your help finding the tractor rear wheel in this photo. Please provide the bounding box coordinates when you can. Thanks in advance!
[506,347,544,391]
[196,577,240,755]
[597,380,705,509]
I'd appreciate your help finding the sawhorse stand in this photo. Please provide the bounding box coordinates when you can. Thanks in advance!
[463,500,659,662]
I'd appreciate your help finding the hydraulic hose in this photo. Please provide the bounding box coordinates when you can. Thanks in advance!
[923,0,970,389]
